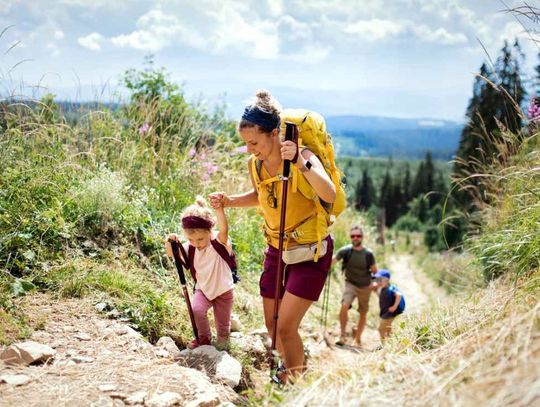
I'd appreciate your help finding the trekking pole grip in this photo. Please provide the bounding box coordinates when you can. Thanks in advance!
[169,239,187,285]
[283,122,295,178]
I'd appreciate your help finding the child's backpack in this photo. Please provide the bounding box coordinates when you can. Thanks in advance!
[187,240,240,284]
[252,108,347,260]
[397,291,406,314]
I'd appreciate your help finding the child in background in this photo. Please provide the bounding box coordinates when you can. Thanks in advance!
[372,269,405,342]
[167,197,234,349]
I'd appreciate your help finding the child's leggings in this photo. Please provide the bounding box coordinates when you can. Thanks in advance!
[192,289,234,341]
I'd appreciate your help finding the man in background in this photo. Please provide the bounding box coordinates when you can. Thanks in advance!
[332,226,377,346]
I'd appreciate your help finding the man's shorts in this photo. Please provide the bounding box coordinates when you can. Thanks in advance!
[259,236,334,302]
[342,281,372,313]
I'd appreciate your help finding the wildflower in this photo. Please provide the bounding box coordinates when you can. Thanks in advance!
[202,162,219,175]
[138,122,149,135]
[527,97,540,122]
[234,145,248,154]
[189,148,196,158]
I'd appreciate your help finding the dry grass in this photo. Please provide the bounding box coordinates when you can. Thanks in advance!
[270,271,540,407]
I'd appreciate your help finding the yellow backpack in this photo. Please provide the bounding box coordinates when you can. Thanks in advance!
[253,108,347,260]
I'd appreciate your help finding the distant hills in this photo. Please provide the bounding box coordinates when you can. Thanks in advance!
[326,115,463,160]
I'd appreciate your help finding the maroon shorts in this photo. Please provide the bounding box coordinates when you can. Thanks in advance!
[259,236,334,302]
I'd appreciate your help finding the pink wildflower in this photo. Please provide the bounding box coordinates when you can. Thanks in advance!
[527,97,540,122]
[189,148,196,158]
[201,162,219,175]
[234,145,248,154]
[138,122,149,135]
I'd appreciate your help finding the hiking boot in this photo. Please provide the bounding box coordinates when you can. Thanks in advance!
[186,337,211,349]
[335,336,348,346]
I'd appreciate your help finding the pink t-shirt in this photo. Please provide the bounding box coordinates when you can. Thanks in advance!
[183,234,234,301]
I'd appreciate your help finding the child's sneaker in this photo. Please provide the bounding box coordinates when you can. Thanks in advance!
[335,336,348,346]
[187,337,211,349]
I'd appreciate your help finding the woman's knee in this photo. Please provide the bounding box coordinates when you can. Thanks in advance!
[277,323,297,341]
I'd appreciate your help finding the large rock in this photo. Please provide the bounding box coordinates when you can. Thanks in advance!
[0,373,31,386]
[145,391,182,407]
[0,341,56,366]
[230,314,243,332]
[229,332,267,367]
[156,336,182,358]
[178,345,242,388]
[184,393,220,407]
[214,352,242,388]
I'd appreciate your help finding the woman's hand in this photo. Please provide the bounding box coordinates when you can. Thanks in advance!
[280,140,298,162]
[208,192,230,208]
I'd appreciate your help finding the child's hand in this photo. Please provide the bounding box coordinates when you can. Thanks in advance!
[165,234,180,257]
[167,233,181,242]
[388,305,398,313]
[208,192,228,208]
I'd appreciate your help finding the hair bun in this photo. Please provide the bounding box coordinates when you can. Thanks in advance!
[195,196,207,207]
[256,89,271,101]
[253,89,281,115]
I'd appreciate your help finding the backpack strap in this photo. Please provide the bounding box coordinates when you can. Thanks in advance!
[188,245,197,282]
[211,239,240,284]
[210,239,236,269]
[342,245,354,271]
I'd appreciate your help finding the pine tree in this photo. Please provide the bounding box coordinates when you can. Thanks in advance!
[411,161,426,198]
[424,151,436,207]
[379,171,392,224]
[454,39,526,209]
[400,164,412,216]
[356,168,375,211]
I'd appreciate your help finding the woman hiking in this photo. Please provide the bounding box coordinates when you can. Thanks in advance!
[209,90,336,383]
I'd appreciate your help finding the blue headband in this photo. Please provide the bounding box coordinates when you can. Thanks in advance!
[241,106,280,132]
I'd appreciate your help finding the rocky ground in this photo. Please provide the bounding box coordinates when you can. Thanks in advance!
[0,294,258,407]
[1,254,436,406]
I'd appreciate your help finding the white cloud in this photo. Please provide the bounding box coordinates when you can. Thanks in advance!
[268,0,284,16]
[54,30,64,40]
[110,9,183,52]
[47,42,60,57]
[78,32,105,51]
[109,5,281,58]
[412,25,468,45]
[345,19,405,41]
[344,18,467,45]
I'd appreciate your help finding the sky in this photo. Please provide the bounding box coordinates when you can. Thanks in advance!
[0,0,539,121]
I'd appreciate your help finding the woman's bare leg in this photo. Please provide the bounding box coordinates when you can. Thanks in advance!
[276,292,313,379]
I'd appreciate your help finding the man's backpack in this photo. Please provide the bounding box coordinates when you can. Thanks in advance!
[251,108,347,260]
[187,240,240,284]
[341,244,375,272]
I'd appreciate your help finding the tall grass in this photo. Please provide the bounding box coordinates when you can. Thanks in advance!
[0,63,250,344]
[466,133,540,279]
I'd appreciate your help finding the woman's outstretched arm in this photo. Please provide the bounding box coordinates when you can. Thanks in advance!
[209,158,260,208]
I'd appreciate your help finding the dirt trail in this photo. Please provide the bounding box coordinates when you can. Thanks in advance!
[311,253,449,359]
[388,253,449,311]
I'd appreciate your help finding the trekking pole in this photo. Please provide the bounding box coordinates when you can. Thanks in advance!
[320,265,334,348]
[270,122,296,372]
[168,239,199,345]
